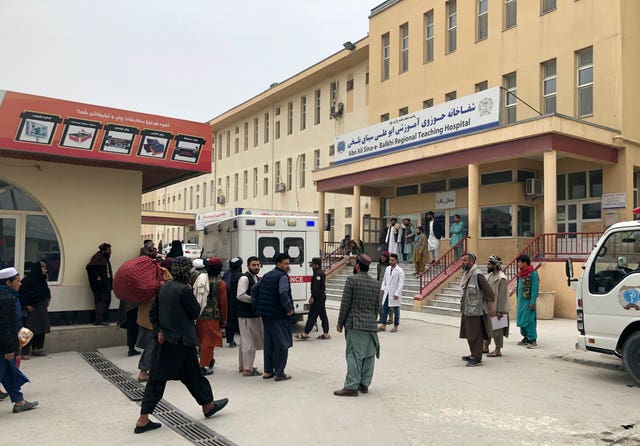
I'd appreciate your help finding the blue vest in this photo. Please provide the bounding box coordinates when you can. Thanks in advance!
[255,268,291,319]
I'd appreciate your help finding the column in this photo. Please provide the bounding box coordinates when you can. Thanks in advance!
[543,150,557,235]
[353,185,361,243]
[318,191,325,250]
[468,163,479,255]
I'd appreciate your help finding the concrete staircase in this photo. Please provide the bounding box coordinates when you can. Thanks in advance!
[420,266,489,316]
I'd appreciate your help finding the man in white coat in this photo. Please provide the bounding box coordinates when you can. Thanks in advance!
[379,253,404,332]
[384,218,401,255]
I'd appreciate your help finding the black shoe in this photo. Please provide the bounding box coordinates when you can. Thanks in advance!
[461,355,472,361]
[228,341,237,348]
[12,400,38,413]
[358,384,368,394]
[201,367,213,376]
[209,358,215,369]
[333,388,358,397]
[128,349,140,357]
[204,398,229,418]
[517,337,530,346]
[466,359,482,367]
[0,392,8,401]
[134,421,162,434]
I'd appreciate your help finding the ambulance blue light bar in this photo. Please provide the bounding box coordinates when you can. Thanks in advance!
[245,219,256,226]
[306,220,315,227]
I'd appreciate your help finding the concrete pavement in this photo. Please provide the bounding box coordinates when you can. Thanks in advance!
[2,309,638,445]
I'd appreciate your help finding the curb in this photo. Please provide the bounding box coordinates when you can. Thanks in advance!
[551,353,625,371]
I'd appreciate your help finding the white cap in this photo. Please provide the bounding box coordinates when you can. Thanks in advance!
[192,258,205,269]
[0,267,18,280]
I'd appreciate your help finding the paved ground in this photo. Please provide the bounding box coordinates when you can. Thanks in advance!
[2,308,638,446]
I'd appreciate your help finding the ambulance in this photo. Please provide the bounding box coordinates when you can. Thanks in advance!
[566,208,640,384]
[202,213,319,318]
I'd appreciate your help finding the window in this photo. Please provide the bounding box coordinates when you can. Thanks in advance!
[202,182,206,207]
[381,33,390,80]
[541,0,556,14]
[481,170,513,185]
[234,127,239,153]
[589,229,640,294]
[300,96,307,130]
[275,161,281,184]
[314,89,321,125]
[396,184,419,196]
[264,113,270,143]
[568,171,587,199]
[234,173,238,201]
[344,224,352,239]
[517,170,536,182]
[503,72,517,124]
[449,176,469,189]
[243,170,248,199]
[243,122,249,150]
[477,0,488,41]
[577,47,593,118]
[314,149,321,169]
[445,91,457,102]
[189,186,193,209]
[329,81,338,108]
[446,0,457,53]
[287,102,293,135]
[634,171,639,219]
[421,180,447,193]
[226,130,230,157]
[258,237,279,265]
[329,145,335,156]
[399,106,409,116]
[275,106,281,116]
[346,79,354,91]
[264,164,268,174]
[284,237,304,265]
[275,121,280,139]
[299,154,306,188]
[363,216,382,244]
[253,117,259,147]
[225,177,229,203]
[365,72,369,84]
[345,207,352,218]
[263,177,268,196]
[217,134,222,160]
[399,23,409,73]
[286,157,292,190]
[505,0,517,29]
[542,59,557,114]
[380,113,390,122]
[475,80,488,92]
[481,205,512,237]
[582,202,601,220]
[210,181,214,206]
[589,169,602,197]
[518,206,535,237]
[424,10,434,63]
[253,168,258,197]
[423,98,433,109]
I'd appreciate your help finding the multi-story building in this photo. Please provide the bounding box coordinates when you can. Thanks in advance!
[143,0,640,316]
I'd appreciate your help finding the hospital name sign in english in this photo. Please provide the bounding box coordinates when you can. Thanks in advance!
[334,87,501,164]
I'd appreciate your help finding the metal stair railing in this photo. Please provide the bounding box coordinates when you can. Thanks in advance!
[416,237,468,299]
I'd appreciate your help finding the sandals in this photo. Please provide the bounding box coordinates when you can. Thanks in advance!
[390,326,398,332]
[263,373,274,379]
[242,368,261,376]
[487,352,502,357]
[295,334,310,341]
[317,334,331,340]
[274,374,292,381]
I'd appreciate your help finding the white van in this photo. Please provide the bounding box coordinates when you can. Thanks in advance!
[566,217,640,384]
[202,214,320,318]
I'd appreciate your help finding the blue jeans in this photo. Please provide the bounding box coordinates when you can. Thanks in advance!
[0,357,25,403]
[380,299,400,327]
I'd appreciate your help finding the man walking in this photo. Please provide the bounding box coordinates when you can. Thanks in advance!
[425,212,444,263]
[334,254,380,397]
[484,255,509,357]
[459,253,495,367]
[86,242,113,325]
[252,253,294,381]
[235,256,264,376]
[134,257,228,434]
[516,254,540,349]
[296,257,330,340]
[379,253,404,333]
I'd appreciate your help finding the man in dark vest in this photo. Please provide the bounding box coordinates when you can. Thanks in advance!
[296,257,330,340]
[235,256,264,376]
[85,242,113,325]
[223,257,242,347]
[251,253,294,381]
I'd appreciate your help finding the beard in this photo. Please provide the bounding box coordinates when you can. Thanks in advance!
[487,266,495,273]
[462,264,471,271]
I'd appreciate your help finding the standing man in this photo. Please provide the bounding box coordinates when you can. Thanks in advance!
[459,253,495,367]
[296,257,330,340]
[252,253,294,381]
[134,257,228,434]
[379,253,404,333]
[413,226,427,276]
[235,256,264,376]
[334,254,380,397]
[450,214,465,259]
[516,254,539,349]
[425,212,444,264]
[86,242,113,326]
[383,218,400,255]
[223,257,242,348]
[401,218,416,263]
[484,255,509,357]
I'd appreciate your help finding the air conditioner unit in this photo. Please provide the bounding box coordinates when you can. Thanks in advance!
[330,102,344,118]
[275,182,286,193]
[525,178,543,197]
[216,195,226,204]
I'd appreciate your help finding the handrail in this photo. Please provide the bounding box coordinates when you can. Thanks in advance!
[321,241,347,273]
[418,237,468,292]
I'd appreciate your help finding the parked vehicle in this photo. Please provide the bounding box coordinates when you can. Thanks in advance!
[182,243,202,259]
[566,211,640,384]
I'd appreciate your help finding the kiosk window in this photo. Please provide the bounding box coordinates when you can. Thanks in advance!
[258,237,279,265]
[284,237,304,265]
[590,230,640,294]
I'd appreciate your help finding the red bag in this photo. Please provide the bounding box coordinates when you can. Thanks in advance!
[113,256,163,303]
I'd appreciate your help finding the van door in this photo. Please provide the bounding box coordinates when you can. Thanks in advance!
[583,228,640,351]
[283,232,309,314]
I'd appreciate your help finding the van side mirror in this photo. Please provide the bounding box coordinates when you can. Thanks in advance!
[565,258,576,286]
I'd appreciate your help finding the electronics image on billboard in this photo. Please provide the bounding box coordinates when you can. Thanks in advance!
[137,129,173,159]
[100,124,139,154]
[60,118,102,150]
[15,111,62,145]
[171,134,206,163]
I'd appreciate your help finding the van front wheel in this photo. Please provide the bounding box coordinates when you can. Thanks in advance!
[622,331,640,385]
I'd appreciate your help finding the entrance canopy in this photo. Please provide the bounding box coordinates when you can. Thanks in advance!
[0,90,212,192]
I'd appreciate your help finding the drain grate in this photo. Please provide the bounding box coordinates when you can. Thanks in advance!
[80,352,236,446]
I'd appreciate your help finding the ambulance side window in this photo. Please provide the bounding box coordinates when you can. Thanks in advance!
[258,237,279,265]
[589,230,640,294]
[284,237,304,265]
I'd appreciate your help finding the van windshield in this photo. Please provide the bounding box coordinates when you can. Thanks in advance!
[590,230,640,294]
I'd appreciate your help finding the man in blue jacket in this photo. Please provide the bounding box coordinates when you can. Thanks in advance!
[252,253,294,381]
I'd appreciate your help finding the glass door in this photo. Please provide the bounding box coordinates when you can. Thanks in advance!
[557,203,579,234]
[0,214,22,272]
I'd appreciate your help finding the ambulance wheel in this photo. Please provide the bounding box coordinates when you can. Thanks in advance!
[622,331,640,385]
